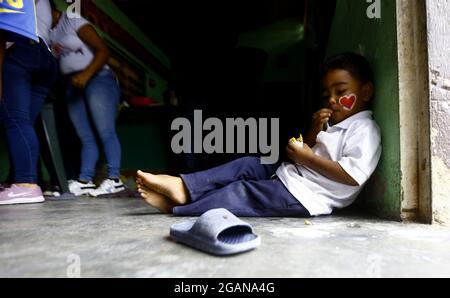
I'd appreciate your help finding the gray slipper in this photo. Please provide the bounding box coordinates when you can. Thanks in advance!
[170,208,261,256]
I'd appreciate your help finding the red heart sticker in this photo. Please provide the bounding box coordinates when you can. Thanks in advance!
[339,94,357,111]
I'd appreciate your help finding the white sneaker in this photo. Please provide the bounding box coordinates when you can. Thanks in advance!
[89,179,125,197]
[68,180,96,196]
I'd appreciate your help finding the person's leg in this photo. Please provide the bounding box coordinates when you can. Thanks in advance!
[173,179,310,217]
[32,49,58,193]
[0,57,37,183]
[83,69,122,180]
[0,42,56,190]
[181,156,279,199]
[137,156,279,204]
[0,42,55,185]
[2,51,57,185]
[66,82,99,182]
[19,44,57,184]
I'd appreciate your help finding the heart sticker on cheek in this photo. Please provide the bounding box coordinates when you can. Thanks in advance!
[339,94,357,111]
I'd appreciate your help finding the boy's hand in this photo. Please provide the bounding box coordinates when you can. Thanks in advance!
[286,142,315,166]
[287,139,359,186]
[304,108,333,146]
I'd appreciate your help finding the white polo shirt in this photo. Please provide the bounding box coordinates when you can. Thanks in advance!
[276,110,382,216]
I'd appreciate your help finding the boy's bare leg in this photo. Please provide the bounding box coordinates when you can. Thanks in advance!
[136,171,189,205]
[137,183,176,214]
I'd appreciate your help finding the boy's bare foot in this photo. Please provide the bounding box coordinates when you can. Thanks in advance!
[137,184,176,214]
[137,170,189,205]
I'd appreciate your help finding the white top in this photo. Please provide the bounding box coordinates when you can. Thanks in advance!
[50,12,102,74]
[36,0,52,47]
[276,111,382,216]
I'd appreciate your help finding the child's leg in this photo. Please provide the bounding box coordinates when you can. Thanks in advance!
[137,156,279,206]
[173,179,310,217]
[181,156,279,201]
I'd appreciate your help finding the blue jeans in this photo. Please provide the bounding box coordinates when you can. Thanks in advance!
[0,40,57,183]
[66,68,122,181]
[174,157,311,217]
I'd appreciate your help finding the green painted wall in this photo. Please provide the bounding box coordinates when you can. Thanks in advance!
[326,0,401,219]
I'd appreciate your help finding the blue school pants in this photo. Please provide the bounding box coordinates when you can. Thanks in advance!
[174,157,311,217]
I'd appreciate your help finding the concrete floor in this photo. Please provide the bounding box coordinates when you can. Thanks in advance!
[1,197,450,278]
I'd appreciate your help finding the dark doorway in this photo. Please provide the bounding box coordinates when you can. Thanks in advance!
[112,0,337,172]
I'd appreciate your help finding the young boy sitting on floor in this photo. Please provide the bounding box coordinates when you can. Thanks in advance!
[136,52,382,217]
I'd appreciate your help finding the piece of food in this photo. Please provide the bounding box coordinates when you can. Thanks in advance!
[289,134,304,145]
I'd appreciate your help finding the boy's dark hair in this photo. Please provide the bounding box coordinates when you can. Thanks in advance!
[320,52,374,84]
